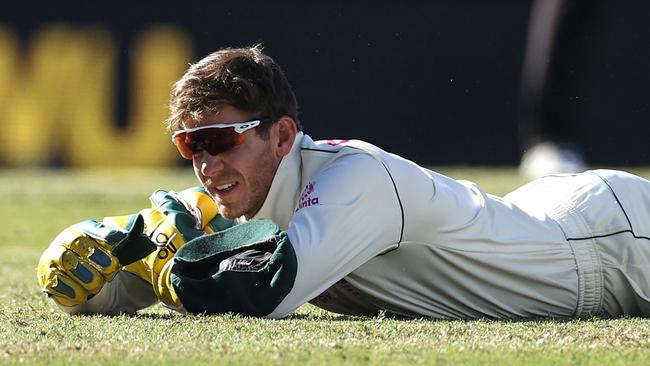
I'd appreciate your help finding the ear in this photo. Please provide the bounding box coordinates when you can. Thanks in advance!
[272,116,298,159]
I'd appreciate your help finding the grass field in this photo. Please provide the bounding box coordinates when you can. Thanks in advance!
[3,167,650,365]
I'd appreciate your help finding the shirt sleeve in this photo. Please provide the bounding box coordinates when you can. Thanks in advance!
[57,270,158,315]
[267,153,403,318]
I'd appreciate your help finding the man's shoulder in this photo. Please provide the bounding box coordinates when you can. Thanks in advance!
[299,149,394,208]
[301,136,383,154]
[302,138,385,172]
[300,136,391,166]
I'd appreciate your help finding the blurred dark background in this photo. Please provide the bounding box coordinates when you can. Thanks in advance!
[1,1,648,166]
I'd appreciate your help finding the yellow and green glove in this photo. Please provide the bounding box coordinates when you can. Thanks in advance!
[37,187,233,309]
[36,214,156,307]
[117,188,233,308]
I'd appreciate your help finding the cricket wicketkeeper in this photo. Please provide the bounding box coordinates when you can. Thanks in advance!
[38,45,650,319]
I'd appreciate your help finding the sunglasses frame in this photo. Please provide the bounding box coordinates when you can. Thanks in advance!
[171,119,267,141]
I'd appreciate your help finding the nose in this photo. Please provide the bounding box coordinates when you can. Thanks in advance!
[196,152,225,177]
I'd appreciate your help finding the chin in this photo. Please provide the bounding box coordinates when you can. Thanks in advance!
[216,204,244,220]
[217,208,238,220]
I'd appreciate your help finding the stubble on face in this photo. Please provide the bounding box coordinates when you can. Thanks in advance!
[199,140,279,221]
[236,143,278,220]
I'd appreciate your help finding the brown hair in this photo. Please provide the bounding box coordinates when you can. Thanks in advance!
[166,44,301,137]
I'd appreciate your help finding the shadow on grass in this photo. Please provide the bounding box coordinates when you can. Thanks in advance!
[283,311,616,324]
[70,311,178,320]
[67,304,628,324]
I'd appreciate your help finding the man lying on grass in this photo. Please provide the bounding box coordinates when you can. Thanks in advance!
[39,45,650,319]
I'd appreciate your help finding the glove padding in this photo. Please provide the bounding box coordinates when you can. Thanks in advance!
[104,188,233,308]
[37,214,156,307]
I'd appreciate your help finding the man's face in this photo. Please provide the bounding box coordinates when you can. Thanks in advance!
[185,106,282,220]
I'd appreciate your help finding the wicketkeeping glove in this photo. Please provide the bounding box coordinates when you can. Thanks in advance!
[99,188,233,308]
[37,214,157,307]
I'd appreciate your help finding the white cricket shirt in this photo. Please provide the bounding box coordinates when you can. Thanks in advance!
[252,133,579,319]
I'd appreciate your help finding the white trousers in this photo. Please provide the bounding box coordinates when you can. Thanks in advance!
[506,169,650,317]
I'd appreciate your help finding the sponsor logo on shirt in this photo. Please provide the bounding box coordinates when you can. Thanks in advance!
[296,181,320,212]
[326,139,349,146]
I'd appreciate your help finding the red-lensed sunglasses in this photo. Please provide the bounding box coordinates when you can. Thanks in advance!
[171,117,272,159]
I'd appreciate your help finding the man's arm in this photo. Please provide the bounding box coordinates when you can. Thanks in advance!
[58,270,158,315]
[37,187,232,315]
[153,154,403,317]
[271,154,404,317]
